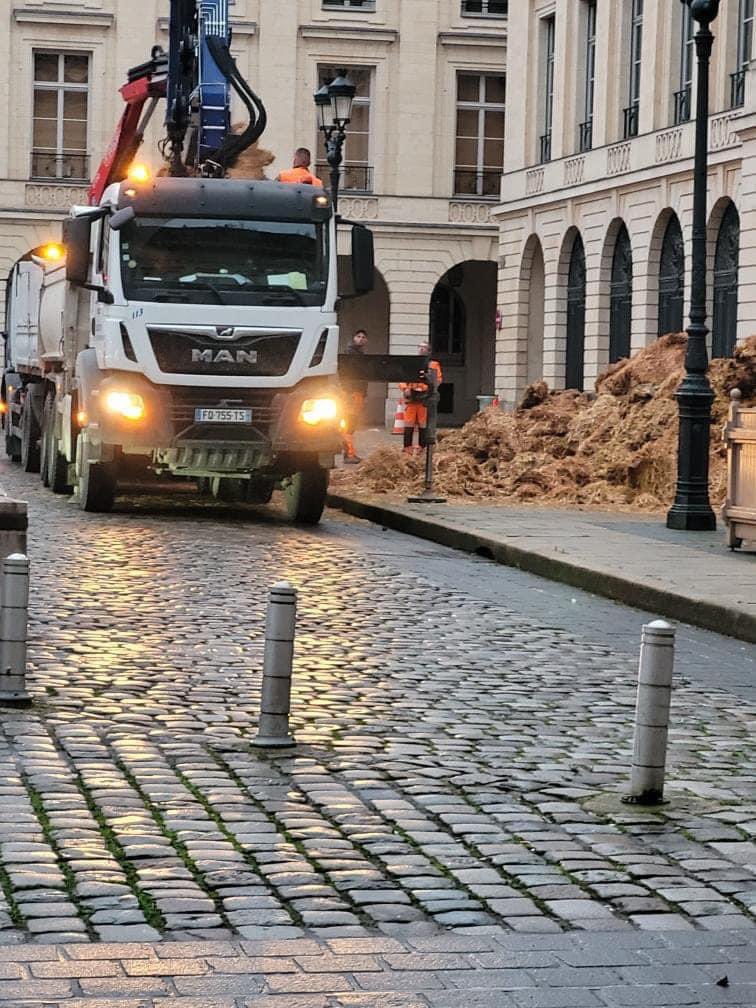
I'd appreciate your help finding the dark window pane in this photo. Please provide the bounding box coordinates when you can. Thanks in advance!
[457,74,480,102]
[64,54,88,83]
[485,76,506,103]
[34,53,59,82]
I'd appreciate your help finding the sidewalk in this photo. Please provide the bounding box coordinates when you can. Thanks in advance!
[327,493,756,644]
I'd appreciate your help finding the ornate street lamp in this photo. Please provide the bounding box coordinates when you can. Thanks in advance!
[313,70,356,214]
[667,0,720,531]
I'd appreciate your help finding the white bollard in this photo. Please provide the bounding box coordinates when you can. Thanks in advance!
[623,620,676,805]
[0,554,31,707]
[252,581,297,748]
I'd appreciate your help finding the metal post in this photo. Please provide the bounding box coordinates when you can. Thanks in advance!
[252,581,297,748]
[326,132,344,215]
[667,1,719,531]
[407,362,446,505]
[623,620,676,805]
[0,554,31,707]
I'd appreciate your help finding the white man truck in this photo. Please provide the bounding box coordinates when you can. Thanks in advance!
[2,3,374,524]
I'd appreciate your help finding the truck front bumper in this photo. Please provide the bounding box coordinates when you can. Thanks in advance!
[81,371,343,471]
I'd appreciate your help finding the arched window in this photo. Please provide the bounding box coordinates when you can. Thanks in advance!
[566,234,586,390]
[658,216,685,336]
[712,203,740,358]
[430,274,466,364]
[609,225,632,362]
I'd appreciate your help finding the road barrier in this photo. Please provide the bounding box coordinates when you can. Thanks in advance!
[722,388,756,550]
[252,581,297,748]
[623,620,676,805]
[0,553,31,706]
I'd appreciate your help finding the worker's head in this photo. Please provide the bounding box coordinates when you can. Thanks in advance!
[352,329,368,347]
[293,147,312,168]
[417,341,430,356]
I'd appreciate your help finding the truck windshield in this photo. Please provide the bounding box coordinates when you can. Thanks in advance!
[119,217,328,306]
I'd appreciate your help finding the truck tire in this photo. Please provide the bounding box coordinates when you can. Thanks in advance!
[78,456,116,513]
[245,479,274,505]
[284,465,328,525]
[4,425,20,463]
[42,397,72,494]
[20,394,41,473]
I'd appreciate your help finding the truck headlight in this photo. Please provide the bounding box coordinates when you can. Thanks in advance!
[104,391,145,421]
[299,397,339,425]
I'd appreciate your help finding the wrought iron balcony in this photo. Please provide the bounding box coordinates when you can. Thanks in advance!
[673,87,691,125]
[322,0,375,9]
[315,162,374,193]
[731,69,746,109]
[539,132,552,164]
[31,150,89,182]
[578,119,593,153]
[623,103,639,140]
[461,0,508,15]
[453,168,502,198]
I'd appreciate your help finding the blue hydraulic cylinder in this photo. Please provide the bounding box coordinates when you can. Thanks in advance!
[197,0,231,161]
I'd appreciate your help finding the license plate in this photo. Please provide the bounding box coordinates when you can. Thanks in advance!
[194,408,252,423]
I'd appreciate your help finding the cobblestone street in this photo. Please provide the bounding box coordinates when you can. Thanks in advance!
[0,460,754,1004]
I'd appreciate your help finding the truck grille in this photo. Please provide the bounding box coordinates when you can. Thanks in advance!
[148,328,300,377]
[168,387,280,442]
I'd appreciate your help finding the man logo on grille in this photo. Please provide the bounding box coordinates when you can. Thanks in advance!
[215,326,235,340]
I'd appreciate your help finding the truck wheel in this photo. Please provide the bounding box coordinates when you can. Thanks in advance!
[4,425,20,463]
[41,395,72,494]
[20,395,41,473]
[284,465,328,525]
[78,456,116,513]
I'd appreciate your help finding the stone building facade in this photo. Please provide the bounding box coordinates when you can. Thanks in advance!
[494,0,753,407]
[0,0,508,426]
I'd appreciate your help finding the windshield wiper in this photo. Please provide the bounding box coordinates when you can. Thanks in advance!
[178,280,227,304]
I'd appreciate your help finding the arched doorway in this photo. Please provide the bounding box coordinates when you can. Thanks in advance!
[566,234,586,390]
[429,260,497,423]
[712,202,739,358]
[522,236,545,386]
[337,263,390,425]
[658,215,685,336]
[609,225,632,362]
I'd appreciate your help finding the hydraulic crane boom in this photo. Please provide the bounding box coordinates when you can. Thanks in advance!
[89,0,266,204]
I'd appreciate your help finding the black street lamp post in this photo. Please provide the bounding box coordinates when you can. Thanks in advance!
[314,71,356,214]
[667,0,720,531]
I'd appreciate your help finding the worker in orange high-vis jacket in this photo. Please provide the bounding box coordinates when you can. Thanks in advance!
[277,148,323,186]
[399,342,443,455]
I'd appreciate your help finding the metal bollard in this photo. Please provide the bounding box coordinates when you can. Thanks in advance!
[0,554,31,707]
[252,581,297,748]
[623,620,676,805]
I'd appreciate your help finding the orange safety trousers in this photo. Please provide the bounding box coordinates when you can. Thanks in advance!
[403,402,428,429]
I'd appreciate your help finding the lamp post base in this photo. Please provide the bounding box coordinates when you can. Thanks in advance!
[666,373,716,532]
[666,507,716,532]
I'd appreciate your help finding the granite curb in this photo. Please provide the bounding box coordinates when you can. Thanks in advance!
[327,493,756,645]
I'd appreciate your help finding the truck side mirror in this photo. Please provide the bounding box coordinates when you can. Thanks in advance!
[62,217,92,285]
[351,224,374,295]
[109,206,135,231]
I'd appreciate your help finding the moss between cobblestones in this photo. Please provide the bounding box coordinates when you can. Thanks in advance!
[173,762,305,928]
[0,859,25,931]
[25,781,97,940]
[113,757,233,932]
[70,772,167,934]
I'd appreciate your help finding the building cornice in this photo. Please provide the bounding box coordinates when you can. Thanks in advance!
[438,31,506,48]
[299,24,398,44]
[13,7,114,27]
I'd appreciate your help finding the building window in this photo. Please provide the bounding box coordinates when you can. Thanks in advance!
[316,66,373,192]
[732,0,753,108]
[454,73,506,198]
[623,0,642,139]
[540,15,555,163]
[430,275,466,366]
[580,1,596,152]
[461,0,508,16]
[674,5,694,124]
[322,0,375,9]
[32,51,90,181]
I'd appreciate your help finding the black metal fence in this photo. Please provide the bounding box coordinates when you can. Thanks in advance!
[453,168,501,198]
[31,151,89,182]
[315,163,374,194]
